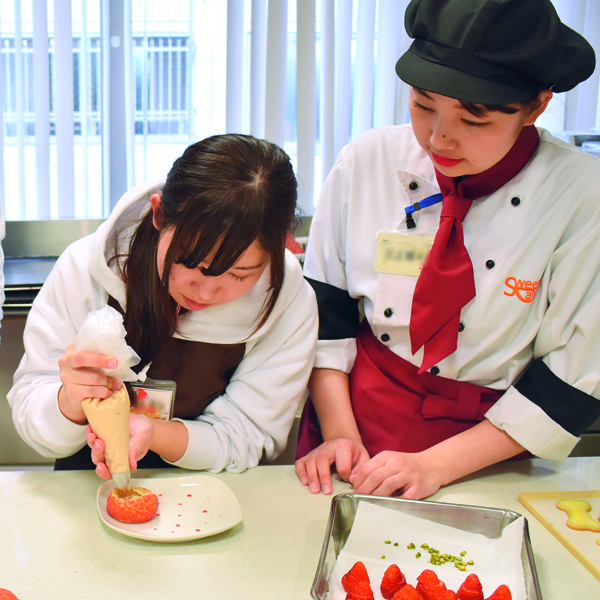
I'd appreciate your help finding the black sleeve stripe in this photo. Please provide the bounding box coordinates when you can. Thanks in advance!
[304,276,360,341]
[514,358,600,436]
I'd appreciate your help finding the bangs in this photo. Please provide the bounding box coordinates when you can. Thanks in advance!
[164,196,263,277]
[459,99,520,116]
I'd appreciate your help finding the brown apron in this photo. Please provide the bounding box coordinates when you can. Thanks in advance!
[55,298,245,470]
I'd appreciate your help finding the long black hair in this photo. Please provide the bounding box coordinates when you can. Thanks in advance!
[117,134,298,367]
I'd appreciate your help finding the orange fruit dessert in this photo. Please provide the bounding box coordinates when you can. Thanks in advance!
[106,486,159,523]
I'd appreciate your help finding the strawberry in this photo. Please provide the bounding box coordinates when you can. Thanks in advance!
[416,570,444,600]
[381,563,407,599]
[0,589,19,600]
[346,580,375,600]
[416,569,455,600]
[342,561,370,593]
[484,585,512,600]
[392,584,425,600]
[457,574,484,600]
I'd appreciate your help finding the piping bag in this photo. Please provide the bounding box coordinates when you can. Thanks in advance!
[75,305,141,496]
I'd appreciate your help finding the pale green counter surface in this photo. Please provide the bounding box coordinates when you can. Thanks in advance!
[0,459,599,599]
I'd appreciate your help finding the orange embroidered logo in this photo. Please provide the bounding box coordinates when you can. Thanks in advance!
[504,277,541,303]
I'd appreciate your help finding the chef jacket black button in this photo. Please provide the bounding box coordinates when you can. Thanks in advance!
[408,181,419,191]
[511,197,521,206]
[384,308,393,318]
[486,260,495,269]
[458,322,465,332]
[381,333,390,342]
[430,366,440,375]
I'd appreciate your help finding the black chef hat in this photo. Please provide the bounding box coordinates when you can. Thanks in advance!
[395,0,596,105]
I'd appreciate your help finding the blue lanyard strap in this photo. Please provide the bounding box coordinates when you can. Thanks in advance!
[404,192,443,215]
[405,192,443,229]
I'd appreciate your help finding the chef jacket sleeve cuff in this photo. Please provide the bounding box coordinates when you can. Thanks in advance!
[314,338,357,373]
[162,418,222,471]
[485,386,579,462]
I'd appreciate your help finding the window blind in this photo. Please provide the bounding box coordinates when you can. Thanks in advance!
[33,0,50,219]
[1,0,599,223]
[54,0,75,218]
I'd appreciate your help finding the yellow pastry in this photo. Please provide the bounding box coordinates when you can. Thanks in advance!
[556,499,600,532]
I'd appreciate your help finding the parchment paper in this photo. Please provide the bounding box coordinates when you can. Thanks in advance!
[326,501,526,600]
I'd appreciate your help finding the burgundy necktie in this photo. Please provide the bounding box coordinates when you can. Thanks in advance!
[410,125,540,373]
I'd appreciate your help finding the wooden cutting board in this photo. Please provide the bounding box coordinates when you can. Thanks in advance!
[518,490,600,581]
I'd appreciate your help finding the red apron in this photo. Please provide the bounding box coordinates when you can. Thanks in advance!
[297,321,504,459]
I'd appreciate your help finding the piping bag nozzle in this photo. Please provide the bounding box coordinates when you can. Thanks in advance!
[112,472,131,498]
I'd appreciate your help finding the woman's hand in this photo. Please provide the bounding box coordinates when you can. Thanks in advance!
[295,438,370,495]
[58,342,122,424]
[349,421,527,500]
[86,413,154,480]
[349,451,444,500]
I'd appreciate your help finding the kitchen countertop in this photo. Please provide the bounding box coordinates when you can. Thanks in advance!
[0,459,598,599]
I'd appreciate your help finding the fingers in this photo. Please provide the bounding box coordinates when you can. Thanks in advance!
[298,449,335,494]
[95,462,112,480]
[340,445,370,483]
[334,447,354,482]
[59,346,121,406]
[350,453,384,490]
[368,473,407,497]
[86,429,98,447]
[349,452,437,499]
[129,450,138,472]
[351,453,407,496]
[90,438,106,466]
[128,440,148,471]
[315,453,334,494]
[304,453,326,494]
[62,371,121,394]
[61,346,119,372]
[295,457,309,486]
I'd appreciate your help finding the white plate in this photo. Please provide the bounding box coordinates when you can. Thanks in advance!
[97,474,243,543]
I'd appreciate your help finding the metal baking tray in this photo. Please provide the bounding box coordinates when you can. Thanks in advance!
[311,493,542,600]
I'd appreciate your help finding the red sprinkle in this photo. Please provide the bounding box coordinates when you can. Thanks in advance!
[178,503,182,506]
[187,494,192,497]
[195,529,200,532]
[176,524,180,527]
[156,513,160,516]
[202,510,207,513]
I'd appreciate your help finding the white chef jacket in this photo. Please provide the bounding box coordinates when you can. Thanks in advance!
[9,181,318,472]
[304,124,600,462]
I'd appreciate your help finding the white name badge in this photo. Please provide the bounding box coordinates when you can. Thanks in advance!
[374,231,434,277]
